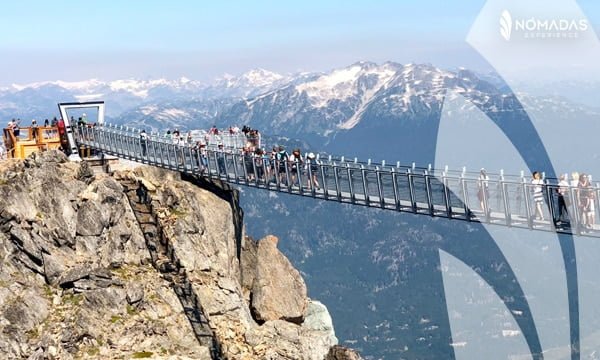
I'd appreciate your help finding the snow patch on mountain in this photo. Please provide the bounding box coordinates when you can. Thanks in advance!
[109,79,171,98]
[11,79,104,92]
[9,77,203,100]
[219,68,286,89]
[155,108,189,120]
[140,105,159,116]
[297,65,362,108]
[338,66,397,129]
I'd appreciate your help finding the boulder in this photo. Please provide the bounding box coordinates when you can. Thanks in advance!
[326,346,364,360]
[303,300,337,334]
[76,200,108,236]
[126,283,144,305]
[251,235,308,324]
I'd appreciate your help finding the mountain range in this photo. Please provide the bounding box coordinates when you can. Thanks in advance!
[2,62,600,359]
[3,62,597,166]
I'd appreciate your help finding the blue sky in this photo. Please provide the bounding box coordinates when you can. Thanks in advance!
[0,1,598,84]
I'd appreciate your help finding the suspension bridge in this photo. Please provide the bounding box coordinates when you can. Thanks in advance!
[73,123,597,238]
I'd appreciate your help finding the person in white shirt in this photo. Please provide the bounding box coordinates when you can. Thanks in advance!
[531,171,545,221]
[139,130,148,157]
[477,168,490,213]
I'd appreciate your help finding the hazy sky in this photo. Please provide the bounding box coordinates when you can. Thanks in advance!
[0,1,598,85]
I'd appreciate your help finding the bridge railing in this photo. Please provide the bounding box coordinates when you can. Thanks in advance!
[74,124,600,237]
[92,124,250,149]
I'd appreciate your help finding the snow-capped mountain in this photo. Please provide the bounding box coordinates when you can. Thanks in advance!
[0,69,288,120]
[208,68,290,99]
[9,77,204,99]
[118,98,237,131]
[201,62,514,157]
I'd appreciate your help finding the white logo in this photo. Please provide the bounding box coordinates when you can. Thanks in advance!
[500,10,513,41]
[499,10,589,41]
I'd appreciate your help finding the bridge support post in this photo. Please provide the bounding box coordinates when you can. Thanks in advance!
[333,163,342,201]
[523,178,533,229]
[460,174,470,220]
[407,169,417,213]
[346,164,355,204]
[360,165,369,205]
[501,178,512,226]
[320,163,329,200]
[391,168,401,211]
[424,170,434,216]
[376,168,385,208]
[442,171,452,218]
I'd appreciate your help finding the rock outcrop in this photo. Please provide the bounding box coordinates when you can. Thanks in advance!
[0,152,207,359]
[135,167,339,359]
[250,235,308,324]
[326,346,363,360]
[0,151,356,359]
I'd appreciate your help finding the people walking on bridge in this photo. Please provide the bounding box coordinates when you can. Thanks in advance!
[289,148,303,185]
[254,148,265,181]
[577,173,595,231]
[247,129,260,148]
[276,145,289,184]
[6,119,16,141]
[199,143,208,173]
[173,130,181,144]
[140,129,148,157]
[555,173,570,226]
[11,119,21,139]
[261,148,270,182]
[243,147,255,181]
[216,143,227,175]
[477,168,490,214]
[306,152,320,190]
[531,171,545,221]
[31,119,38,140]
[267,146,277,182]
[176,135,186,165]
[192,141,207,172]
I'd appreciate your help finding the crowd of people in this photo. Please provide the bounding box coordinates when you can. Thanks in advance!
[138,125,320,190]
[2,117,62,158]
[235,144,320,189]
[477,168,597,231]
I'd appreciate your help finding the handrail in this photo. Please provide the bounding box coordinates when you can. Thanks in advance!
[74,125,599,238]
[93,123,585,183]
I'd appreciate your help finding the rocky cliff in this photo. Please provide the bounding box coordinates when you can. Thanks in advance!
[0,151,361,360]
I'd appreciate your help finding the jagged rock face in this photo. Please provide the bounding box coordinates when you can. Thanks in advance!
[0,152,348,359]
[251,235,308,324]
[136,168,339,359]
[0,152,208,359]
